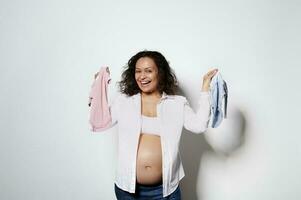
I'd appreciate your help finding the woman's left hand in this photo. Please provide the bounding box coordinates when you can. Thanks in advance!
[201,68,218,92]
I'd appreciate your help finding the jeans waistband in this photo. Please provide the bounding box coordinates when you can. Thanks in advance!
[136,181,163,190]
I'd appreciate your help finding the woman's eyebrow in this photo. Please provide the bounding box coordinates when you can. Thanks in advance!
[135,67,153,70]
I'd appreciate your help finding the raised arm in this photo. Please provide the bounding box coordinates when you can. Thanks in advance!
[183,68,218,133]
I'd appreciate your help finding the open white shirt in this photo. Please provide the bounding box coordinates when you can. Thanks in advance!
[95,91,211,197]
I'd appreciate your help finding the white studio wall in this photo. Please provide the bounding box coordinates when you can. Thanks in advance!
[0,0,300,200]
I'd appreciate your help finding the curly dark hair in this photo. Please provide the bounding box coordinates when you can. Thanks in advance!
[118,50,178,96]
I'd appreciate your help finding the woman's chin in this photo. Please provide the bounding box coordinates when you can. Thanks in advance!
[140,88,154,93]
[141,89,151,93]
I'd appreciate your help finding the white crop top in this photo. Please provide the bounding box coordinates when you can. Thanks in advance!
[141,115,160,136]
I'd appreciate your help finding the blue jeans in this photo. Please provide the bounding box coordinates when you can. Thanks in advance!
[114,183,182,200]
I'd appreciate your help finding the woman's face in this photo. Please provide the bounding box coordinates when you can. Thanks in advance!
[135,57,159,94]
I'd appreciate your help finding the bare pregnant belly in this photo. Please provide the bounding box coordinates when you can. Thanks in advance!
[136,133,162,185]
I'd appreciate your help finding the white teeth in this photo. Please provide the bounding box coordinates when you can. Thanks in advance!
[141,81,150,84]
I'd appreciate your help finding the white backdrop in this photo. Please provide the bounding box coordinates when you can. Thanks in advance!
[1,0,300,199]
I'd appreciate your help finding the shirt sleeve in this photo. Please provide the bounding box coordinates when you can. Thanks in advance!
[108,93,121,127]
[183,91,212,134]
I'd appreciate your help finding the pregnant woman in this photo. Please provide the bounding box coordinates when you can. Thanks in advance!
[89,50,217,199]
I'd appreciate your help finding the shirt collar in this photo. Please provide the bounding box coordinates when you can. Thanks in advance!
[161,91,174,100]
[132,91,175,100]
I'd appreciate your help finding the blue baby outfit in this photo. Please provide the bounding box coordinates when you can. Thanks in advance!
[209,71,228,128]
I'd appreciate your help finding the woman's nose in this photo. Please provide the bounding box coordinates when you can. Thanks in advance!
[140,72,146,79]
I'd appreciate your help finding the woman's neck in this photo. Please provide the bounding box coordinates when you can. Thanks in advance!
[141,90,162,101]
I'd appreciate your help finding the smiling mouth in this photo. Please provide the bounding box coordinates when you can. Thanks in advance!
[140,81,151,87]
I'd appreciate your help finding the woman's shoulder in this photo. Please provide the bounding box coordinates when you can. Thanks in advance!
[114,92,136,102]
[166,94,187,103]
[114,92,129,100]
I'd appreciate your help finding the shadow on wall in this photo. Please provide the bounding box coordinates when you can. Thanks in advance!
[177,87,247,200]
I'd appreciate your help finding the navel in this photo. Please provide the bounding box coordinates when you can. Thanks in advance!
[145,166,152,170]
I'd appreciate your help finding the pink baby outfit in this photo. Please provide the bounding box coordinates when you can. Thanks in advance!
[88,66,112,132]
